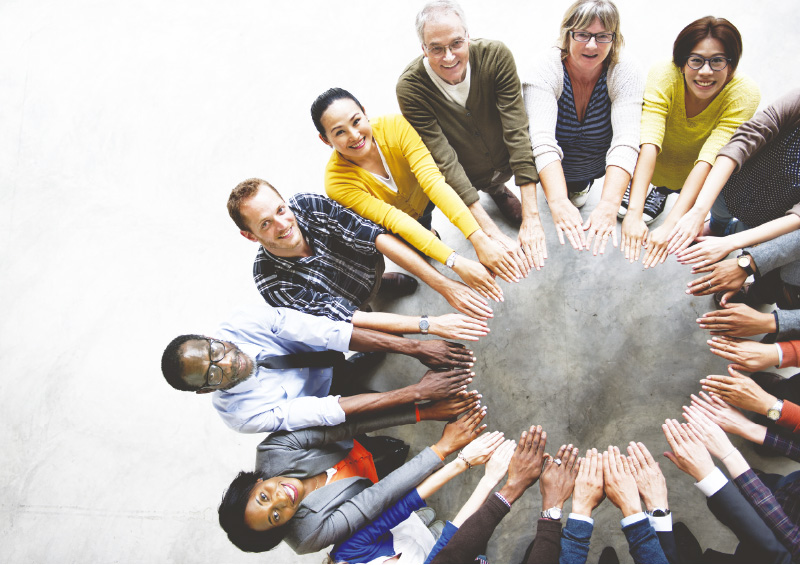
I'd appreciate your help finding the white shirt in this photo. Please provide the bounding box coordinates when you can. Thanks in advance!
[211,302,353,433]
[423,57,471,107]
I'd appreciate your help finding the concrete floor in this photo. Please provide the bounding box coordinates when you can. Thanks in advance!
[2,0,798,562]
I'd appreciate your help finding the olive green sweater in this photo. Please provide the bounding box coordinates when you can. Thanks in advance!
[396,38,538,206]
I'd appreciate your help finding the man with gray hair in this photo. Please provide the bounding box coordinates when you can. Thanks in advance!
[397,0,545,274]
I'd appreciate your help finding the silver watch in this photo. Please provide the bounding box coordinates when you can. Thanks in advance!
[419,315,430,335]
[540,507,562,521]
[767,399,784,421]
[445,252,458,269]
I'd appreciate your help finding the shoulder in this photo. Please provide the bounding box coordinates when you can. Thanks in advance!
[607,51,641,84]
[722,72,761,103]
[470,37,511,59]
[289,192,327,211]
[397,55,427,89]
[646,59,680,84]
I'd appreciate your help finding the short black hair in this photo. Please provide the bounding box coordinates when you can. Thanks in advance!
[161,334,205,392]
[673,16,743,74]
[218,471,287,552]
[310,87,365,140]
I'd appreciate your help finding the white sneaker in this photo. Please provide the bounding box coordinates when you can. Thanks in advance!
[569,188,590,208]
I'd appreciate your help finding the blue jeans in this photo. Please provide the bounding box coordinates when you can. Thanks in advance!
[709,192,752,236]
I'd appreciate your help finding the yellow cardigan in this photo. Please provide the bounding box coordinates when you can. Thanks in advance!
[640,60,760,190]
[324,114,481,265]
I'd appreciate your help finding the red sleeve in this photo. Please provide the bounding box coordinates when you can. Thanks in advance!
[779,341,800,368]
[777,400,800,434]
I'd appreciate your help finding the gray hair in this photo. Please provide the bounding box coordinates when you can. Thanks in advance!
[415,0,468,44]
[558,0,624,67]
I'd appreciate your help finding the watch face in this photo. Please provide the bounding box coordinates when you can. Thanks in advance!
[738,256,749,268]
[419,319,430,330]
[768,408,780,421]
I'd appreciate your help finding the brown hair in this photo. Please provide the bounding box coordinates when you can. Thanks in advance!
[673,16,742,74]
[227,178,281,232]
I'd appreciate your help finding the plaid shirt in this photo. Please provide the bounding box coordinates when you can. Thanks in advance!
[764,428,800,464]
[735,469,800,560]
[253,193,385,322]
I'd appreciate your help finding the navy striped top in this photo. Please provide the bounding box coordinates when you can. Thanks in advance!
[555,63,613,182]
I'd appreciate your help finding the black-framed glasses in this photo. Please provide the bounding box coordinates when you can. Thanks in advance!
[205,339,227,387]
[424,38,467,57]
[686,55,730,71]
[570,31,615,43]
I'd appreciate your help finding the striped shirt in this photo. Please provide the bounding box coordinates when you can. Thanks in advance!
[556,64,613,182]
[253,193,385,323]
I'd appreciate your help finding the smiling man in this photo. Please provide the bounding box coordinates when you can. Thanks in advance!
[227,178,493,339]
[396,0,544,273]
[160,301,477,434]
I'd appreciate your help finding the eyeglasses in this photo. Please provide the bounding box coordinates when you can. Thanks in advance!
[686,55,730,71]
[205,339,227,387]
[570,31,615,43]
[424,38,467,57]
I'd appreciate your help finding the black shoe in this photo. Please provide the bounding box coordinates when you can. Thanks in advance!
[617,186,631,219]
[599,546,619,564]
[379,273,419,298]
[643,186,670,224]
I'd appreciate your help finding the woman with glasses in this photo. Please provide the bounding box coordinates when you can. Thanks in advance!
[217,403,487,554]
[311,87,522,304]
[619,16,760,268]
[523,0,644,256]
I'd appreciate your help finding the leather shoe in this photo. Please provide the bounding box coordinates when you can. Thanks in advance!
[490,186,522,224]
[379,273,418,297]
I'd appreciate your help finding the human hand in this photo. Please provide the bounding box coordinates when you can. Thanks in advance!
[484,438,516,485]
[452,257,504,303]
[681,405,736,460]
[583,201,619,256]
[690,391,768,444]
[442,280,493,321]
[435,404,488,457]
[540,444,580,510]
[518,216,548,272]
[415,340,476,369]
[418,390,481,421]
[571,448,605,517]
[621,213,648,263]
[470,231,522,284]
[699,366,778,414]
[490,231,530,279]
[460,430,505,467]
[707,336,780,372]
[429,313,490,342]
[685,258,747,301]
[661,418,715,482]
[642,225,671,269]
[499,425,547,504]
[415,367,474,401]
[626,442,668,510]
[549,199,586,250]
[667,207,706,255]
[697,303,776,337]
[677,236,735,267]
[602,446,642,517]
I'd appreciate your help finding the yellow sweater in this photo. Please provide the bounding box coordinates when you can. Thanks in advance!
[324,114,480,264]
[640,60,760,190]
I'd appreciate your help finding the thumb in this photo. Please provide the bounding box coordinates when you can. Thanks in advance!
[720,290,736,306]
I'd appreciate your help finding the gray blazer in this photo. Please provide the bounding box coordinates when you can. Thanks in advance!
[255,408,443,554]
[747,229,800,339]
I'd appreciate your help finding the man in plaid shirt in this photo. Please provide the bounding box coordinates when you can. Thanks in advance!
[227,178,493,341]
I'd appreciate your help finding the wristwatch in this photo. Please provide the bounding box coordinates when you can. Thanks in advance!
[540,507,562,521]
[737,253,755,276]
[445,252,458,269]
[419,315,430,335]
[646,508,671,517]
[767,399,784,421]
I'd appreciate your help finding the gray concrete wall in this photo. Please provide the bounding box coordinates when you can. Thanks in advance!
[1,0,797,562]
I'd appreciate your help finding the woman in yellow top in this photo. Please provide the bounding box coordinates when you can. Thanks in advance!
[311,87,523,303]
[619,16,760,268]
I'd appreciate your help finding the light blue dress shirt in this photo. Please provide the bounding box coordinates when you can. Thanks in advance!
[211,302,353,433]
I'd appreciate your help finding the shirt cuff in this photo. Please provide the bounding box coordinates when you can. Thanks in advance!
[647,513,673,532]
[776,343,784,367]
[620,512,647,528]
[695,467,728,497]
[568,513,594,525]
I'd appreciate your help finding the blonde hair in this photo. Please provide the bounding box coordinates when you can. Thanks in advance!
[558,0,623,67]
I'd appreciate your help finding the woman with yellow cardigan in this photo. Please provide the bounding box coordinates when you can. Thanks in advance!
[311,87,522,303]
[619,16,759,268]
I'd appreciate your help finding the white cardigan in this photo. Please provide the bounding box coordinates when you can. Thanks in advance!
[522,47,644,177]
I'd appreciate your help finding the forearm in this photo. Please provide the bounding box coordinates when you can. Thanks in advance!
[737,421,769,445]
[599,165,631,205]
[538,161,569,204]
[349,325,423,357]
[730,215,800,253]
[352,310,424,335]
[376,233,455,295]
[627,145,658,216]
[469,202,505,239]
[416,458,469,500]
[339,389,422,417]
[690,155,737,214]
[720,449,751,479]
[452,475,500,527]
[520,182,541,223]
[661,161,713,228]
[430,496,509,564]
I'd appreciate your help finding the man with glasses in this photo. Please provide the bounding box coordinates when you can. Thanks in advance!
[396,0,543,275]
[160,301,478,434]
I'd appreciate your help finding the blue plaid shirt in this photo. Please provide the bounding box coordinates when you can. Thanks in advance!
[253,193,385,322]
